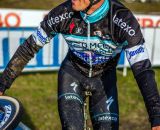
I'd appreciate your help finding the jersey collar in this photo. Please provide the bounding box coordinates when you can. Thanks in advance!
[80,0,110,23]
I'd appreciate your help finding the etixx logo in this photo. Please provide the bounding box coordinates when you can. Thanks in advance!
[113,14,136,37]
[47,12,74,28]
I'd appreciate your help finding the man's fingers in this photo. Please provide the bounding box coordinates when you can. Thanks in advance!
[152,126,160,130]
[0,91,4,96]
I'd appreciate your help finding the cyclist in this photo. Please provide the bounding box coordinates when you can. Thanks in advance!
[0,0,160,129]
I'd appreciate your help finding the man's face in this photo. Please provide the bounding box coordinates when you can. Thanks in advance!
[71,0,90,11]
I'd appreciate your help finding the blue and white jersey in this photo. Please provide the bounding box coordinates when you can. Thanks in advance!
[32,0,149,77]
[63,34,125,65]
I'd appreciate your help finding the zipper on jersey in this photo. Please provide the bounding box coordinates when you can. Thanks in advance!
[85,14,92,77]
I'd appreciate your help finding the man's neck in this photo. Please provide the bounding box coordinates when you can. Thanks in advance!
[87,0,105,15]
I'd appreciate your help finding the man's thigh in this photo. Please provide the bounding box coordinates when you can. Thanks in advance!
[89,69,119,130]
[58,67,85,130]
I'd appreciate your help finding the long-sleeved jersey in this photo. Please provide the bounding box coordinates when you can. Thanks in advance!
[0,0,160,127]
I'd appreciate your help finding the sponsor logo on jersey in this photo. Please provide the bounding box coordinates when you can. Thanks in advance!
[36,28,48,44]
[32,26,51,46]
[64,35,123,64]
[127,46,144,60]
[33,27,50,46]
[113,14,136,37]
[65,35,118,55]
[73,51,111,64]
[69,20,75,34]
[69,42,115,56]
[93,113,118,122]
[75,27,83,34]
[94,31,103,37]
[125,44,149,65]
[69,20,83,34]
[97,114,118,122]
[58,93,83,104]
[70,82,78,92]
[47,12,74,28]
[106,96,114,111]
[65,95,82,103]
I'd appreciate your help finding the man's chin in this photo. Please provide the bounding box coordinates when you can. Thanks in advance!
[72,6,83,11]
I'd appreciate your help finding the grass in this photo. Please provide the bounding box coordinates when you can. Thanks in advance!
[6,72,60,130]
[4,68,160,130]
[119,68,160,130]
[118,69,149,130]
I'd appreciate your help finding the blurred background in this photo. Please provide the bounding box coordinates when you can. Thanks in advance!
[0,0,160,130]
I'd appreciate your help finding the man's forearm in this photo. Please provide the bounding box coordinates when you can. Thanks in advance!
[135,69,160,127]
[0,35,41,93]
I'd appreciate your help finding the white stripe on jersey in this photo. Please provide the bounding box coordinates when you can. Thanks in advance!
[32,26,50,46]
[125,44,149,66]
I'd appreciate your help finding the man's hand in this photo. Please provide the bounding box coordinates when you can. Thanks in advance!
[0,91,3,96]
[152,126,160,130]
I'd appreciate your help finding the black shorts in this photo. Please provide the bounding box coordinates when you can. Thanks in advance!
[58,57,119,130]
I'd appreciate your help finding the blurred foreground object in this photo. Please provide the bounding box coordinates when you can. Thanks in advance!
[0,96,23,129]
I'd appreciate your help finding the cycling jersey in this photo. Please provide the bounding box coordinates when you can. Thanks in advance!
[0,0,160,128]
[38,0,145,77]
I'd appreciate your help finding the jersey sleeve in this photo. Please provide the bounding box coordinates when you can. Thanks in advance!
[32,1,73,47]
[114,9,160,127]
[0,1,73,92]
